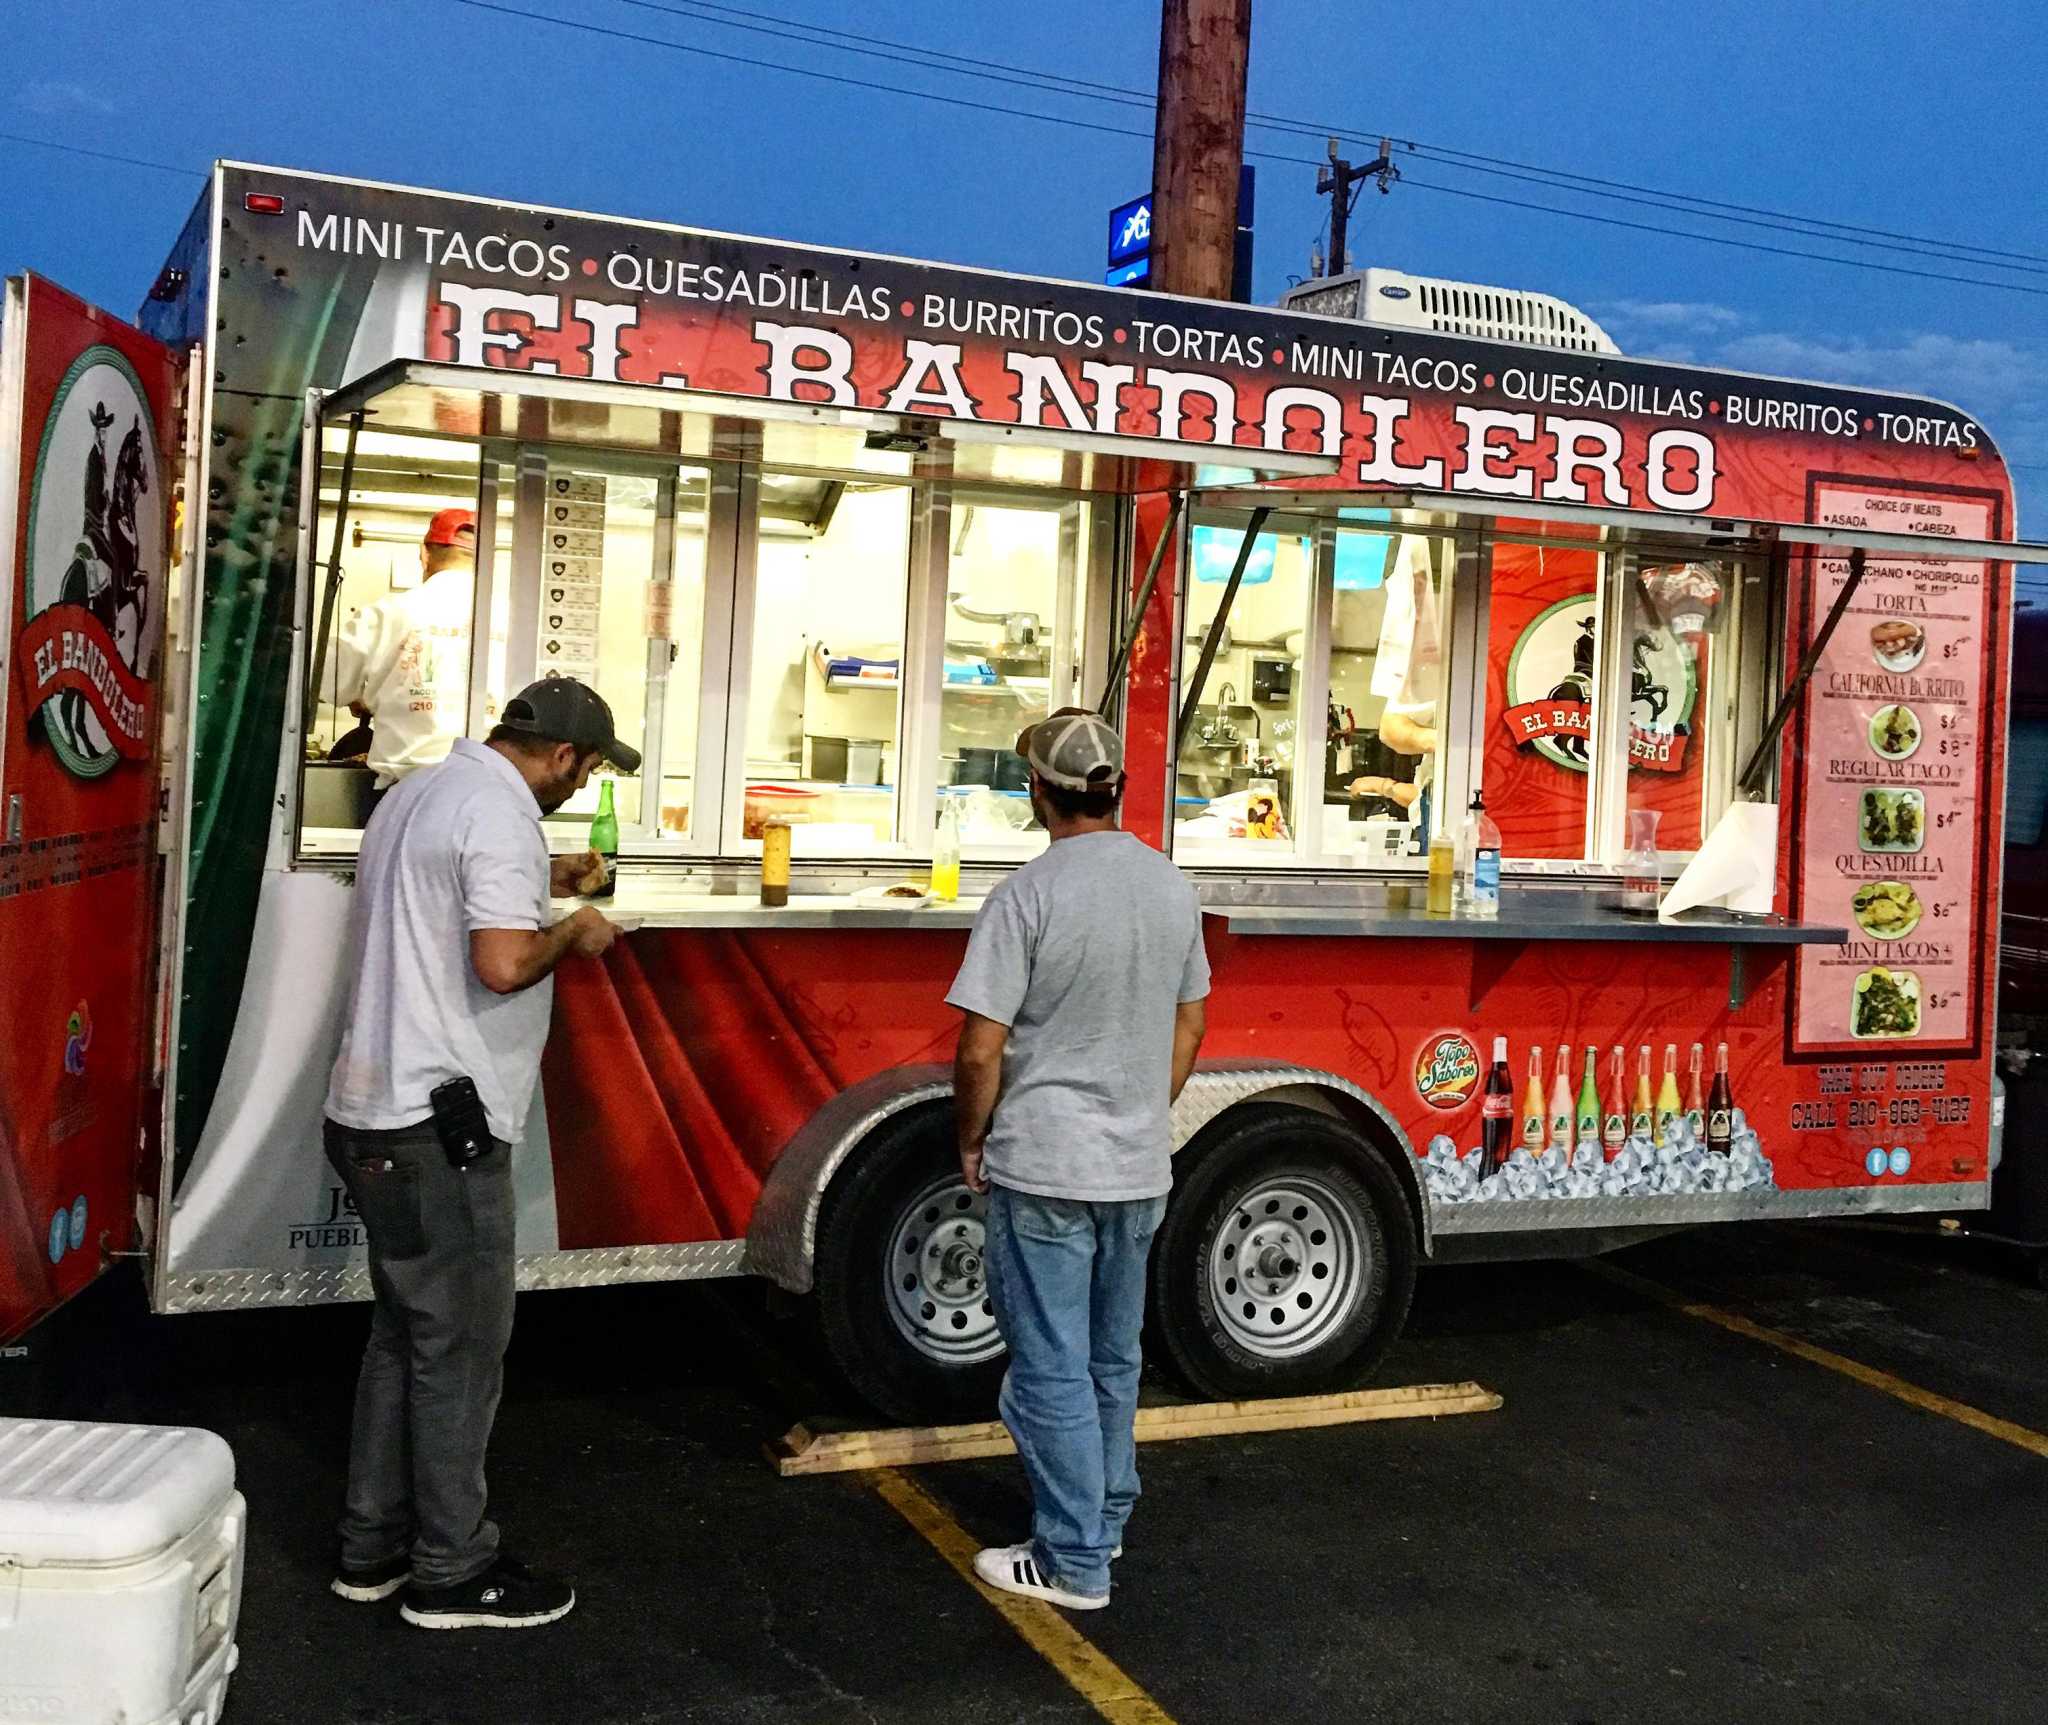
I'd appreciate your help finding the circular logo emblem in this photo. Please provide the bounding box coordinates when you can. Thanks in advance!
[1865,1146,1890,1178]
[1888,1146,1912,1177]
[1501,593,1698,775]
[23,346,161,779]
[68,1196,88,1252]
[48,1209,68,1266]
[1414,1031,1482,1112]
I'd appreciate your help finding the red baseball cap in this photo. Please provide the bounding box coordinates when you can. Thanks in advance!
[423,507,477,548]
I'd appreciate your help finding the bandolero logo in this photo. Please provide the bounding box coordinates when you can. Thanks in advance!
[1500,593,1697,776]
[1414,1031,1481,1112]
[18,345,161,779]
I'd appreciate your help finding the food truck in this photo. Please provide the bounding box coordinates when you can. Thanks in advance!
[0,162,2030,1422]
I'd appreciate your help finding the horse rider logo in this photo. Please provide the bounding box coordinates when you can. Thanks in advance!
[18,345,161,778]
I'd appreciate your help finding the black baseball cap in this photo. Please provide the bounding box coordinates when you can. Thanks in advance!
[499,676,641,773]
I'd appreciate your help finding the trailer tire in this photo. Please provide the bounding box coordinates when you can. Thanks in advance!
[1151,1103,1416,1401]
[812,1108,1007,1425]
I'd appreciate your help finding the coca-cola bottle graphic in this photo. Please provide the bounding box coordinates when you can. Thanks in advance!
[1481,1036,1514,1176]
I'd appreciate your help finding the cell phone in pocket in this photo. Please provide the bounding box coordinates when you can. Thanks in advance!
[429,1075,494,1169]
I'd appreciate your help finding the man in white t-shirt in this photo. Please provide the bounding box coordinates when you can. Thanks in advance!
[323,676,637,1631]
[331,507,479,789]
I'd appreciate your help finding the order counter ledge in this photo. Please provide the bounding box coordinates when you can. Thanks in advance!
[1202,883,1847,946]
[554,883,986,931]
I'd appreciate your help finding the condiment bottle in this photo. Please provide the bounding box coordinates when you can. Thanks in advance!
[1426,829,1456,916]
[759,817,791,908]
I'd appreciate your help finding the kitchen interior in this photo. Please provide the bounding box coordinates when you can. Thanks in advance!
[1174,518,1442,864]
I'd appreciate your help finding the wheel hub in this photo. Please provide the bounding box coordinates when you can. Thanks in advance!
[883,1174,1005,1366]
[1206,1173,1369,1360]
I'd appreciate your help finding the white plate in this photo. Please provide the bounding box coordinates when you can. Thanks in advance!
[853,882,933,909]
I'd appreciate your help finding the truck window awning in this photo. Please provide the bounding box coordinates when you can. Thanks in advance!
[318,360,1341,495]
[1188,486,2047,564]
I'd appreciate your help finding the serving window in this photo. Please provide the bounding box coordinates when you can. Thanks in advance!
[1172,510,1459,869]
[296,412,1121,867]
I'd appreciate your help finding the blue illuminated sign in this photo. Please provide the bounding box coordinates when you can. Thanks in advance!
[1106,193,1152,287]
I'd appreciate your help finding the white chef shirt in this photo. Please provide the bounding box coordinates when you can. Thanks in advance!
[331,568,475,788]
[325,738,554,1144]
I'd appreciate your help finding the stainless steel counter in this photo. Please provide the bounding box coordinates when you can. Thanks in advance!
[560,886,984,931]
[1203,884,1845,946]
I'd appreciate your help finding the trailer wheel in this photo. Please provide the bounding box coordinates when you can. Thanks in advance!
[812,1109,1006,1425]
[1151,1103,1416,1401]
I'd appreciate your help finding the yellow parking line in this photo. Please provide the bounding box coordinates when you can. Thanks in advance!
[866,1466,1177,1725]
[1588,1259,2048,1462]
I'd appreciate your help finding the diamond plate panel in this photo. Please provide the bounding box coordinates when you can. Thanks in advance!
[1431,1181,1990,1235]
[159,1242,748,1312]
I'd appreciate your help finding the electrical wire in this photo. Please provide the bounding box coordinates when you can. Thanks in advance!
[602,0,2048,274]
[448,0,1324,171]
[0,128,201,180]
[1400,175,2048,299]
[442,1,2048,300]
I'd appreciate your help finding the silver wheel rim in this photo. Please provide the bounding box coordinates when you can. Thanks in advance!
[883,1174,1004,1366]
[1207,1172,1369,1358]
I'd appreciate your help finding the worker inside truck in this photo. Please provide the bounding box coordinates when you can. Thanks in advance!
[330,505,479,787]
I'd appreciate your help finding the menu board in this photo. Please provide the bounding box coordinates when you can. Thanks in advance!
[541,468,605,681]
[1792,483,1994,1052]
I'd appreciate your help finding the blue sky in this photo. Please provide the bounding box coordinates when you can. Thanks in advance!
[4,0,2042,559]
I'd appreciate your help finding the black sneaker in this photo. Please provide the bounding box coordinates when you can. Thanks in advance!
[331,1552,410,1603]
[400,1555,576,1630]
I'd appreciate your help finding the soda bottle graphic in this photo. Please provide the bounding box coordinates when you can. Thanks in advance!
[1548,1045,1573,1151]
[1481,1037,1514,1176]
[1575,1046,1600,1145]
[1521,1046,1546,1151]
[1707,1042,1735,1155]
[1657,1043,1684,1144]
[1631,1045,1655,1140]
[1602,1045,1628,1153]
[1685,1042,1707,1137]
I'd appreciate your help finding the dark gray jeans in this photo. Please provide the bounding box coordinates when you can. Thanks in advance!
[325,1118,516,1588]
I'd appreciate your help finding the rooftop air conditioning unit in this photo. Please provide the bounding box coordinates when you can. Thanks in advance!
[1280,266,1620,356]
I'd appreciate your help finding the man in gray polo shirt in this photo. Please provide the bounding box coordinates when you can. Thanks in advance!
[324,676,636,1630]
[947,709,1209,1610]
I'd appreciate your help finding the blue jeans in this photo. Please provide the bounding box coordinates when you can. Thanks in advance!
[984,1185,1167,1600]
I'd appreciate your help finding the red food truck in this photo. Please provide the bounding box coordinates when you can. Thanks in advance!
[0,162,2032,1422]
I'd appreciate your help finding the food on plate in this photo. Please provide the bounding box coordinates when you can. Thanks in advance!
[883,883,927,899]
[1853,966,1921,1038]
[1869,704,1920,759]
[1851,881,1922,939]
[1870,619,1927,671]
[1860,788,1924,852]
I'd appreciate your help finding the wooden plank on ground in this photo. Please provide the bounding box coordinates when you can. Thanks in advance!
[768,1380,1501,1477]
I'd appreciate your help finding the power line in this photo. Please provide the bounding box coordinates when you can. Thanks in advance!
[0,128,201,181]
[604,0,2048,275]
[1401,176,2048,299]
[450,1,2048,301]
[448,0,1322,170]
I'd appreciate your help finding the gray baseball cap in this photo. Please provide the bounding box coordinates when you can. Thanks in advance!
[1016,707,1124,792]
[500,676,642,773]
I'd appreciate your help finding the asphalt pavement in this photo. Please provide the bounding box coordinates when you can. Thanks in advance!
[9,1219,2048,1724]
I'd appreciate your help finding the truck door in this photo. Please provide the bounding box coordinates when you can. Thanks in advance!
[0,274,182,1342]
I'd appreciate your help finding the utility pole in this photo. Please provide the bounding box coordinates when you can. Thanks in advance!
[1149,0,1252,299]
[1317,136,1398,277]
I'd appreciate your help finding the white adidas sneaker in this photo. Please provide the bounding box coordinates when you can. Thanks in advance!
[972,1542,1109,1611]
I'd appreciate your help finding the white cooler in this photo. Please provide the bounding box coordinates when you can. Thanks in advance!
[0,1419,244,1725]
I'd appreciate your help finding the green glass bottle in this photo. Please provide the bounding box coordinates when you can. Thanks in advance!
[1574,1044,1600,1145]
[588,778,618,899]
